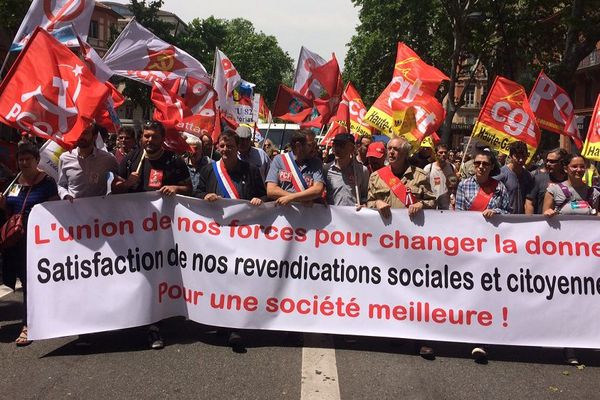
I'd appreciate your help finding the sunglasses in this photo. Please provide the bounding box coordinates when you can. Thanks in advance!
[144,120,163,129]
[473,161,491,167]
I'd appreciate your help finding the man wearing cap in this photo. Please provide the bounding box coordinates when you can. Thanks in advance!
[366,142,386,173]
[266,129,324,205]
[424,144,456,210]
[236,124,271,180]
[324,133,370,207]
[367,136,435,218]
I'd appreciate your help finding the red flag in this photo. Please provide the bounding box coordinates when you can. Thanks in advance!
[151,80,192,153]
[393,43,449,96]
[211,108,240,143]
[311,55,341,99]
[258,95,272,123]
[472,76,540,161]
[0,28,110,149]
[272,85,313,123]
[582,95,600,161]
[529,71,583,149]
[95,82,125,132]
[321,82,372,145]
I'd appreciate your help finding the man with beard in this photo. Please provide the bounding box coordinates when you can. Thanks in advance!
[525,148,568,214]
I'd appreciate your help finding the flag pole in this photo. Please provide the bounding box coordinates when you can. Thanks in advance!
[0,52,12,78]
[3,172,22,197]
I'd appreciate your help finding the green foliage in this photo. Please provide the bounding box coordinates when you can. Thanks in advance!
[344,0,600,143]
[180,17,294,105]
[0,0,32,36]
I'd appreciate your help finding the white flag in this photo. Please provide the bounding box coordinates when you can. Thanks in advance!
[11,0,94,51]
[103,20,210,85]
[214,49,241,114]
[293,46,327,99]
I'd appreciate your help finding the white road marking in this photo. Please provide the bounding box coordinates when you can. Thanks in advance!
[301,334,341,400]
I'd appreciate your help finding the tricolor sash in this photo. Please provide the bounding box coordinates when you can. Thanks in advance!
[377,166,416,207]
[469,180,498,211]
[281,152,309,192]
[213,160,240,199]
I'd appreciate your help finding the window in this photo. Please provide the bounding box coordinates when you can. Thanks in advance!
[464,85,476,107]
[89,20,99,39]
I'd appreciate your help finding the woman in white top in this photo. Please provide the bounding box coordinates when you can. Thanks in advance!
[543,154,600,216]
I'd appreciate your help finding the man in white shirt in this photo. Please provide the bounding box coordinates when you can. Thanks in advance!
[423,144,456,210]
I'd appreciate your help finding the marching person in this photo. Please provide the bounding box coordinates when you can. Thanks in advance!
[323,133,369,207]
[494,141,533,214]
[366,136,435,358]
[265,129,325,205]
[196,130,266,205]
[366,141,386,173]
[524,148,568,215]
[455,146,510,363]
[113,127,137,165]
[57,123,118,201]
[367,136,435,219]
[112,120,191,349]
[424,144,456,210]
[236,125,271,180]
[0,141,59,346]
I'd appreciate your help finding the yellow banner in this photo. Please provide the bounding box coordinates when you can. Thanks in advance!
[471,122,536,163]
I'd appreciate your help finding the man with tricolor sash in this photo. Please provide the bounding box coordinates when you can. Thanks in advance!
[367,136,435,218]
[196,130,266,205]
[265,129,325,205]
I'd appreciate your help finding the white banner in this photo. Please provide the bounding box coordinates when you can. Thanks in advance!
[27,193,600,348]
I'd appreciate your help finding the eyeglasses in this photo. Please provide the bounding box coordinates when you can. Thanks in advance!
[473,161,491,167]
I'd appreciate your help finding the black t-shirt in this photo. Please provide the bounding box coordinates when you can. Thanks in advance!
[526,172,563,214]
[118,149,191,193]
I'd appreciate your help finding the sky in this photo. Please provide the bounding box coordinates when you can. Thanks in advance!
[110,0,361,70]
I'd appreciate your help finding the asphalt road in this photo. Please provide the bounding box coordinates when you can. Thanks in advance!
[2,287,600,400]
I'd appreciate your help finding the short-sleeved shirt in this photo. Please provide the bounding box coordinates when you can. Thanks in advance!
[265,153,324,193]
[494,165,533,214]
[6,174,58,221]
[57,148,118,199]
[324,160,370,206]
[546,182,600,215]
[118,149,191,193]
[367,165,436,209]
[525,172,563,214]
[424,161,455,210]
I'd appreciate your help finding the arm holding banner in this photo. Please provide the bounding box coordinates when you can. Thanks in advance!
[267,181,325,205]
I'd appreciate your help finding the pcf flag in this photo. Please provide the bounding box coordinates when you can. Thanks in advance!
[529,71,583,149]
[0,28,110,149]
[272,85,313,124]
[471,76,540,161]
[11,0,94,51]
[103,20,210,85]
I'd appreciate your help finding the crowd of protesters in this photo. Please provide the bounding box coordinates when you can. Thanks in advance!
[1,120,598,364]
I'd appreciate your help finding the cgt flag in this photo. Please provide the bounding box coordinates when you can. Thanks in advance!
[364,42,448,138]
[11,0,94,51]
[0,28,110,149]
[471,76,540,161]
[529,71,583,149]
[103,19,210,86]
[581,95,600,161]
[214,48,241,116]
[320,82,372,146]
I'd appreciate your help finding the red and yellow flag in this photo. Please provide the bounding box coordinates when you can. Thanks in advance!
[321,82,372,145]
[582,95,600,161]
[471,76,540,161]
[364,43,447,140]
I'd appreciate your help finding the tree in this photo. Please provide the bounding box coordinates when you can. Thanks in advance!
[179,17,294,105]
[344,0,600,144]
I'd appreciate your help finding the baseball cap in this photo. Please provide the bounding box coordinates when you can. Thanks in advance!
[235,125,252,139]
[367,141,386,159]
